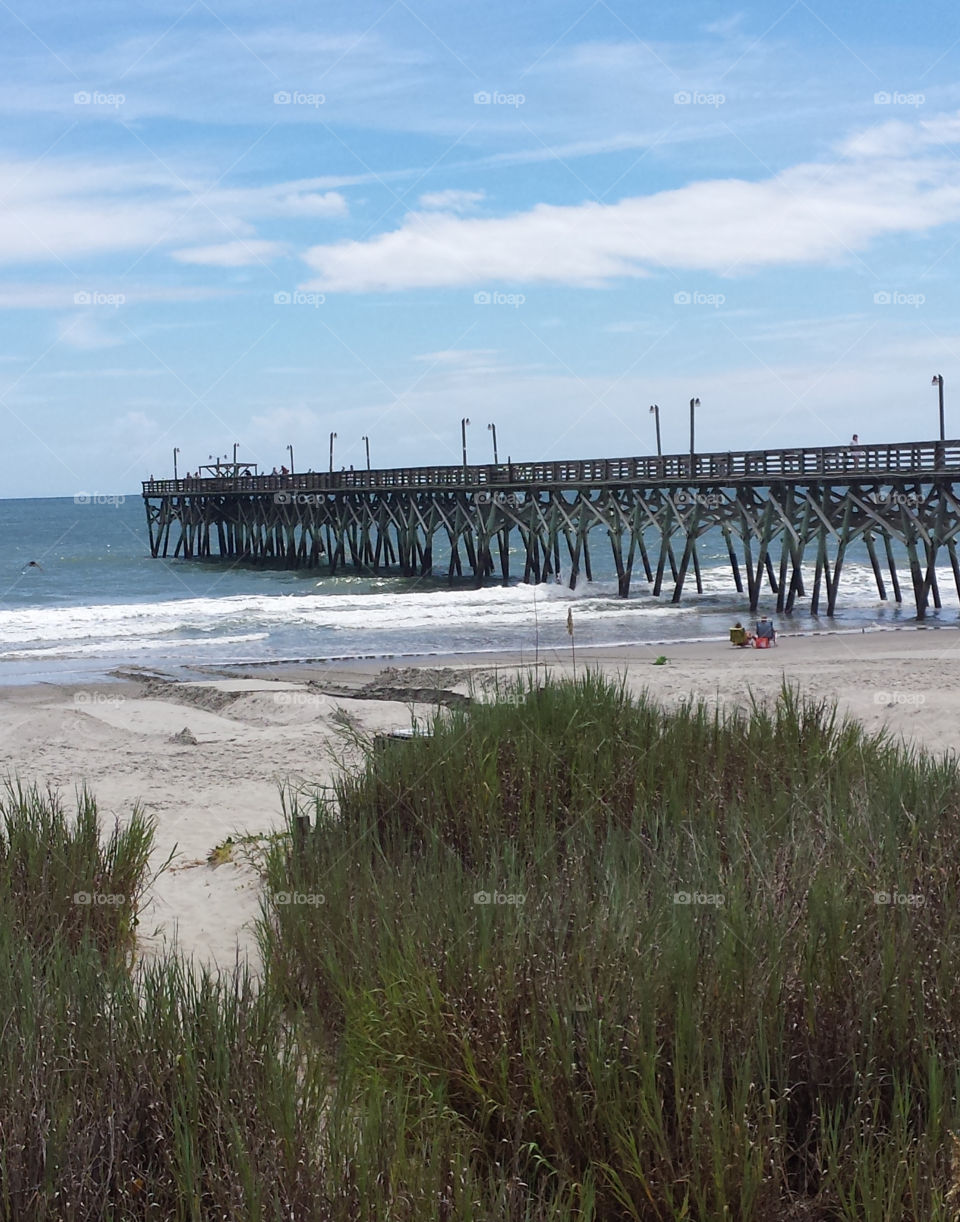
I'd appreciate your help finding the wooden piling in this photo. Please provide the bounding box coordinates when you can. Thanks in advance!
[142,439,960,622]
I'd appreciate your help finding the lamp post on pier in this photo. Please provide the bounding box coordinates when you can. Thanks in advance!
[649,404,661,456]
[173,446,180,480]
[362,435,370,470]
[461,417,471,467]
[932,374,945,442]
[487,422,498,464]
[689,397,700,461]
[287,444,294,474]
[233,442,239,465]
[329,432,337,472]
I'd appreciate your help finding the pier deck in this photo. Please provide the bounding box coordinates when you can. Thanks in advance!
[142,439,960,617]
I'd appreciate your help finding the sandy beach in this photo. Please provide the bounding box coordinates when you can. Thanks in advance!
[1,626,955,968]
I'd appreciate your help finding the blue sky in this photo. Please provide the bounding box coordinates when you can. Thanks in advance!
[2,0,959,495]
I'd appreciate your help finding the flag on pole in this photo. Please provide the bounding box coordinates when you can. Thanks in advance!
[566,607,574,636]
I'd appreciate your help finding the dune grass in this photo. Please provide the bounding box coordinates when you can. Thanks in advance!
[0,780,156,959]
[0,783,329,1222]
[260,674,960,1220]
[6,677,960,1219]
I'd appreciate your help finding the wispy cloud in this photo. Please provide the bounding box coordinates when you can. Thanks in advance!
[57,312,126,350]
[0,284,235,308]
[171,239,288,266]
[0,160,346,265]
[418,188,486,211]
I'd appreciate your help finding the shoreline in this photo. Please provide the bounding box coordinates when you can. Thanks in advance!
[1,617,957,690]
[213,620,960,687]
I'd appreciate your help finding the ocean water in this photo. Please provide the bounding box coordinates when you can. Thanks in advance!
[0,494,954,683]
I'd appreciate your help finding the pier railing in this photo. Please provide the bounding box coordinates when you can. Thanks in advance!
[143,439,960,497]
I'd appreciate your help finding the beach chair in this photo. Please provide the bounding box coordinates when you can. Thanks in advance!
[729,626,749,647]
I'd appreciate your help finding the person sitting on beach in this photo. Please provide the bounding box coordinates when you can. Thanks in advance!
[755,616,776,644]
[729,621,753,647]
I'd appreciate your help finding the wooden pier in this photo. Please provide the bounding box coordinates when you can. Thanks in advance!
[142,439,960,618]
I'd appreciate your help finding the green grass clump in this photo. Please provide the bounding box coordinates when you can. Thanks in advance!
[261,674,960,1220]
[0,785,330,1222]
[0,781,155,959]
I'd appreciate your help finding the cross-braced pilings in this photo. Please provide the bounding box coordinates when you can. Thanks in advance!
[142,439,960,618]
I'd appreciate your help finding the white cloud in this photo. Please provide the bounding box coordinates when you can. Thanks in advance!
[301,113,960,292]
[418,189,486,212]
[840,114,960,160]
[413,348,498,364]
[171,240,288,267]
[202,185,347,220]
[0,285,234,308]
[248,405,321,436]
[35,368,167,379]
[57,313,125,350]
[0,160,345,266]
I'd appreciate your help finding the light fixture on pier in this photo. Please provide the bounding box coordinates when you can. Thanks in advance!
[287,444,294,474]
[461,417,471,467]
[329,432,337,472]
[487,422,498,464]
[689,398,700,458]
[173,446,180,480]
[649,404,661,456]
[932,374,945,442]
[362,435,370,470]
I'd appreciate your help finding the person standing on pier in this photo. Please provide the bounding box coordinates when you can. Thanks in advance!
[849,434,863,468]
